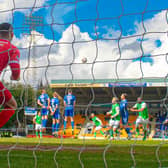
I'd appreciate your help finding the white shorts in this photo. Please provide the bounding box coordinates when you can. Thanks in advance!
[95,125,102,131]
[136,117,148,126]
[109,119,120,129]
[35,124,42,130]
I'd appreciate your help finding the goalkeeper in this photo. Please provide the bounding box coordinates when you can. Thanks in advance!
[90,113,105,138]
[106,97,120,140]
[0,23,20,128]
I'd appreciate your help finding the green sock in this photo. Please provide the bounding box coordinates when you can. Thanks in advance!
[40,131,42,138]
[115,129,119,136]
[136,128,139,135]
[143,125,147,133]
[110,129,113,137]
[100,130,104,136]
[94,132,97,138]
[36,131,38,137]
[143,129,147,138]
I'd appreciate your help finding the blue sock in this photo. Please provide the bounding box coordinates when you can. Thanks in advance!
[42,119,45,128]
[56,123,60,132]
[125,128,131,135]
[44,119,47,127]
[45,119,48,126]
[54,124,57,132]
[55,123,57,132]
[71,121,74,130]
[64,121,67,130]
[52,124,55,133]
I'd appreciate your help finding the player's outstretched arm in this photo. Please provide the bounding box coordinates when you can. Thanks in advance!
[130,107,135,112]
[130,104,138,112]
[135,107,145,112]
[106,111,112,115]
[130,107,145,112]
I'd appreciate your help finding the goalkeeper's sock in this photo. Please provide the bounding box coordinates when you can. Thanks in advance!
[110,129,113,137]
[39,131,42,138]
[94,132,97,138]
[64,120,67,130]
[52,124,55,134]
[36,131,38,137]
[100,130,104,136]
[0,108,15,128]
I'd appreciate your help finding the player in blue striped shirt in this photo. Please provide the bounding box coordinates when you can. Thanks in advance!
[120,93,131,139]
[50,92,60,136]
[37,89,50,130]
[63,89,76,135]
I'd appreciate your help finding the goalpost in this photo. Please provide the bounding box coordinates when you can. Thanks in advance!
[0,0,168,167]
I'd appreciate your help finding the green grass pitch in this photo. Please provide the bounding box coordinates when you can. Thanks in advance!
[0,138,168,168]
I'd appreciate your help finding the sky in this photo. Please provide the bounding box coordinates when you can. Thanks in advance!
[0,0,168,86]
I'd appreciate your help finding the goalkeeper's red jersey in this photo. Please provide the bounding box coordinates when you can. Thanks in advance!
[0,39,20,104]
[0,39,20,79]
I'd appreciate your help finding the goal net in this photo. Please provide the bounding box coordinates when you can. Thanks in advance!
[0,0,168,167]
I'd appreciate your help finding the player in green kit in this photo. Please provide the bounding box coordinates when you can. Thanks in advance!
[90,113,105,139]
[130,97,149,140]
[33,111,42,138]
[106,97,120,140]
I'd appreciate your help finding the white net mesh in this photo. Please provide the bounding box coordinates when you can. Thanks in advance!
[0,0,168,168]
